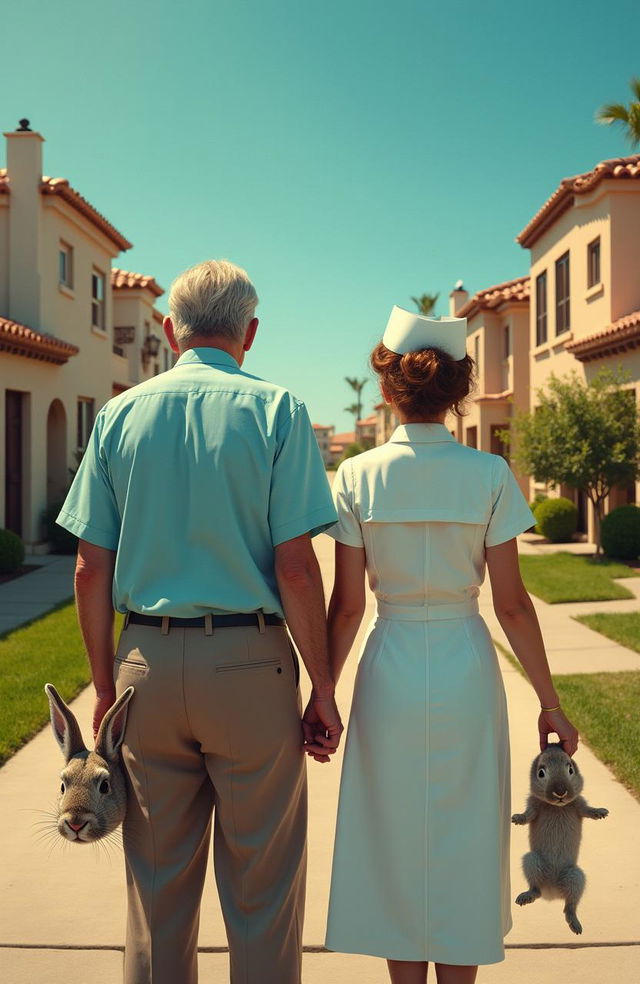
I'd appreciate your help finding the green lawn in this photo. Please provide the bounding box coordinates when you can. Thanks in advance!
[576,612,640,654]
[519,552,638,603]
[495,642,640,800]
[0,602,123,765]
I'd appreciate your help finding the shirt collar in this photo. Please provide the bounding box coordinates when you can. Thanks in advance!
[174,347,240,370]
[389,423,456,444]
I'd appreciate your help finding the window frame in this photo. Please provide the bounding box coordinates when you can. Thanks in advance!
[91,269,106,331]
[77,397,95,452]
[535,271,547,346]
[587,237,601,289]
[59,241,74,289]
[555,252,570,335]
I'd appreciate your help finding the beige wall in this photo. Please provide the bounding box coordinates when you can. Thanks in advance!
[0,128,173,547]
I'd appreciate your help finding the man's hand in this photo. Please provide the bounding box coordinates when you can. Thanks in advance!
[93,686,116,740]
[302,693,343,763]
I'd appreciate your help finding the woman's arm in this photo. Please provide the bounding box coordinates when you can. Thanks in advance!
[486,538,579,756]
[327,541,367,685]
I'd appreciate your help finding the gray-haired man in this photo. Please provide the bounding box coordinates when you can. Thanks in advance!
[57,259,342,983]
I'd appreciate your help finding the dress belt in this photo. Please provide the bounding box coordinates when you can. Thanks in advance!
[376,598,479,621]
[126,612,285,629]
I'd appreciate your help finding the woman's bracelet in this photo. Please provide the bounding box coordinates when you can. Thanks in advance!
[541,703,561,713]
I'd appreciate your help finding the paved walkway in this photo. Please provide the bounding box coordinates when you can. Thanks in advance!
[0,554,75,636]
[0,538,638,983]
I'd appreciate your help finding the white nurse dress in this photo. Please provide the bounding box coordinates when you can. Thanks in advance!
[325,423,535,966]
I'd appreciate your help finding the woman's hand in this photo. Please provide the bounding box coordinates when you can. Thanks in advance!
[539,707,579,757]
[302,693,344,763]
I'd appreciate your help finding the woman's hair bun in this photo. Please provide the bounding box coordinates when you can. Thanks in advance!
[370,342,475,418]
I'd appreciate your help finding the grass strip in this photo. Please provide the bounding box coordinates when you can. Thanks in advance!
[0,601,123,765]
[519,552,638,603]
[576,612,640,655]
[494,642,640,800]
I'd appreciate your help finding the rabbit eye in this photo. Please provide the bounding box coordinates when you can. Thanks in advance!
[60,782,65,794]
[537,768,545,779]
[568,765,574,775]
[99,779,110,795]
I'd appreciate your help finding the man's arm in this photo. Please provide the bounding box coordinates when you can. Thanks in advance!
[74,539,117,737]
[274,533,343,762]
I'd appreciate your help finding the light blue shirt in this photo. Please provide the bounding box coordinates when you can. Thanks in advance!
[57,347,337,617]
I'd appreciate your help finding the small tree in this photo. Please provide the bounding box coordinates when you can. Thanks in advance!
[411,293,439,316]
[344,377,367,429]
[596,77,640,148]
[511,367,640,556]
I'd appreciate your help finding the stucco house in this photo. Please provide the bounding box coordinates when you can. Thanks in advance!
[0,120,173,549]
[517,152,640,534]
[450,277,531,498]
[312,423,335,466]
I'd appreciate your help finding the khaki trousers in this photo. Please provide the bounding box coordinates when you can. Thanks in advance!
[113,620,307,984]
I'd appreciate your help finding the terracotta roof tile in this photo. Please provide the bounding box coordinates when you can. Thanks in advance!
[517,154,640,248]
[0,316,79,365]
[565,310,640,362]
[357,414,377,426]
[40,175,131,251]
[152,308,165,325]
[313,423,333,430]
[457,276,530,320]
[112,267,164,298]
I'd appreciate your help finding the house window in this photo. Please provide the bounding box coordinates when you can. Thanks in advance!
[466,426,477,449]
[588,237,601,288]
[504,324,511,358]
[91,270,106,330]
[535,271,547,345]
[473,335,480,375]
[555,252,570,334]
[59,242,73,288]
[77,398,95,451]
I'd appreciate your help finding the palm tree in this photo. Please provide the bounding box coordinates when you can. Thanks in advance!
[411,293,439,316]
[596,77,640,148]
[344,377,367,427]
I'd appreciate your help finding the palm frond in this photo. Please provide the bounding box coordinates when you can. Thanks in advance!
[630,76,640,103]
[595,102,629,125]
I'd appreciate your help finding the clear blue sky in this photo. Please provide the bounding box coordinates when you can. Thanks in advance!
[4,0,639,431]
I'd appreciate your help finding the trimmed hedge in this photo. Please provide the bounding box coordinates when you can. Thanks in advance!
[534,496,578,542]
[0,528,25,574]
[601,505,640,560]
[42,501,78,555]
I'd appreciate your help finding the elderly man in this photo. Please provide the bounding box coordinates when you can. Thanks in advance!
[57,259,342,984]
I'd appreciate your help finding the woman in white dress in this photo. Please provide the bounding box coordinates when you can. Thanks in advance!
[314,308,579,984]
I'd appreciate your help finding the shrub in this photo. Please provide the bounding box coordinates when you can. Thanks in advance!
[534,497,578,542]
[0,528,25,574]
[528,492,548,534]
[42,501,78,555]
[601,505,640,560]
[340,442,365,462]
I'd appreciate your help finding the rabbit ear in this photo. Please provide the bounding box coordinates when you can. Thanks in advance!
[44,684,87,761]
[95,686,134,760]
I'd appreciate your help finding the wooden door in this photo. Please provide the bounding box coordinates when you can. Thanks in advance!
[5,390,23,535]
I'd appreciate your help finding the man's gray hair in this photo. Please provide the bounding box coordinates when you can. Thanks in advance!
[168,259,259,342]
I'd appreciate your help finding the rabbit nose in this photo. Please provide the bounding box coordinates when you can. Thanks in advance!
[552,789,567,799]
[66,821,87,832]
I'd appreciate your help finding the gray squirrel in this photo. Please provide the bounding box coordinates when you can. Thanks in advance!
[512,743,609,935]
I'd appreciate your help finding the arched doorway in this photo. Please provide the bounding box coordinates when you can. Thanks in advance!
[46,399,67,505]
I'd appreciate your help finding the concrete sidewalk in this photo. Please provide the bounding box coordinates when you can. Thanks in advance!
[0,536,638,983]
[0,554,75,636]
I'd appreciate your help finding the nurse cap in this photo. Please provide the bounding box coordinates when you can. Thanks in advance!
[383,306,467,361]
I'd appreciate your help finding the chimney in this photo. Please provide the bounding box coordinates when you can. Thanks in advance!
[449,280,469,316]
[4,119,44,327]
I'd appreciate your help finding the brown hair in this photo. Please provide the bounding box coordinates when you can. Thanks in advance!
[370,342,476,419]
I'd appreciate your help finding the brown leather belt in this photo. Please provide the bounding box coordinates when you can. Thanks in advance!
[126,612,285,629]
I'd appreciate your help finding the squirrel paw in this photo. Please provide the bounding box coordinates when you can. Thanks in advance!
[515,890,538,906]
[591,808,609,819]
[567,914,583,935]
[511,813,528,825]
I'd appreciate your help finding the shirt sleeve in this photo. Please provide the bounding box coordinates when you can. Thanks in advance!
[485,456,536,548]
[325,459,364,548]
[56,410,121,551]
[268,401,338,547]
